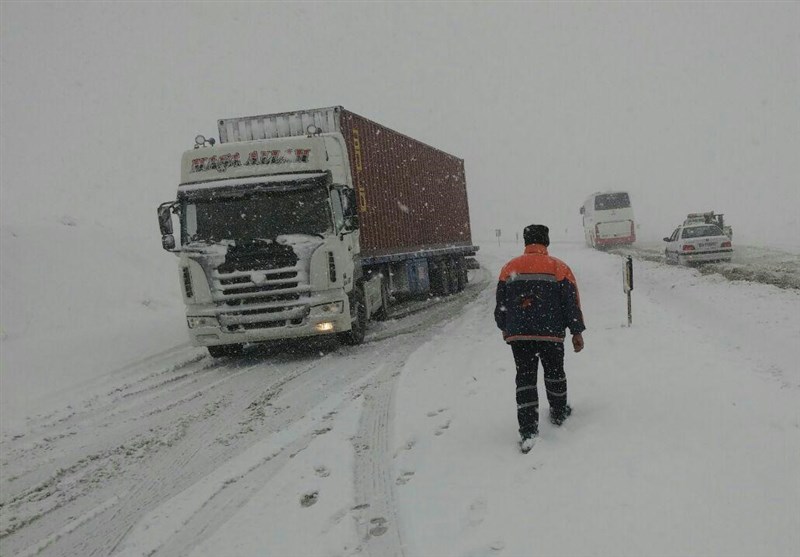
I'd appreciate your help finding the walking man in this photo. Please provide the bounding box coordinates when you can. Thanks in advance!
[494,224,585,453]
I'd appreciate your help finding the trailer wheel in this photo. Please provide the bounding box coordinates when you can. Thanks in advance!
[430,260,448,297]
[338,286,366,345]
[447,260,459,294]
[207,343,243,358]
[373,279,390,321]
[455,258,467,292]
[440,260,453,296]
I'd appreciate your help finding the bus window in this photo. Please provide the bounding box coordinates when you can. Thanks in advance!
[595,193,630,210]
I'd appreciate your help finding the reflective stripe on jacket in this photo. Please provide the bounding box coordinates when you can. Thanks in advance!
[494,244,585,343]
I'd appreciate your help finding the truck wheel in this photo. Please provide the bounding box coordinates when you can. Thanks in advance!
[373,279,390,321]
[207,343,243,358]
[441,260,453,295]
[430,260,448,297]
[457,267,466,291]
[338,286,366,345]
[456,258,467,292]
[447,260,460,294]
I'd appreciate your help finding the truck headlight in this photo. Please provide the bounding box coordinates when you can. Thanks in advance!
[187,316,219,329]
[309,301,344,316]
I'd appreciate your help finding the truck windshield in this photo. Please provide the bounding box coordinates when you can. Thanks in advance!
[594,193,630,210]
[183,186,332,243]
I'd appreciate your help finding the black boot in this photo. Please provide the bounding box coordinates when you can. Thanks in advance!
[519,432,538,454]
[549,404,572,426]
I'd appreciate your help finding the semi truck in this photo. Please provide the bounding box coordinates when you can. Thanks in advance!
[158,106,478,357]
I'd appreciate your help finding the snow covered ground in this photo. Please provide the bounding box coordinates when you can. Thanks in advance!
[1,226,799,557]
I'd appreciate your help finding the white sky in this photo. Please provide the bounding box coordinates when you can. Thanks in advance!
[2,2,799,245]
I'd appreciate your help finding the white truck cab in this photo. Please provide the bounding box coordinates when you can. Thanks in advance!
[159,132,366,357]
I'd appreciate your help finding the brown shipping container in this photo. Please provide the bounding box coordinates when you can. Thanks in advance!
[337,108,473,257]
[218,107,475,259]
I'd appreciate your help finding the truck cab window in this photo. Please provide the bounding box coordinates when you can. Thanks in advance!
[185,205,198,241]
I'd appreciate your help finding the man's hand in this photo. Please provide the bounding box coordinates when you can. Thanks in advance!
[572,333,584,353]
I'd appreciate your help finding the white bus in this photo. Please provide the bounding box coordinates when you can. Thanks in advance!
[580,191,636,249]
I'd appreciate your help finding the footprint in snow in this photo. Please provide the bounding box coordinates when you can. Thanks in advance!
[467,497,487,527]
[300,490,319,507]
[464,540,506,556]
[393,438,416,458]
[314,465,330,478]
[396,470,415,485]
[368,517,388,537]
[435,419,451,436]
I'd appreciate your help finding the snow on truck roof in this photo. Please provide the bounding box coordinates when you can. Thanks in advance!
[178,173,328,192]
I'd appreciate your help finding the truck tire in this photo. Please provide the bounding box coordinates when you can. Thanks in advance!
[372,279,390,321]
[447,260,459,294]
[430,260,448,297]
[338,286,366,345]
[455,258,467,292]
[207,343,243,358]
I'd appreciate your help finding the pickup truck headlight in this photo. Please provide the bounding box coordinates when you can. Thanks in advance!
[187,316,219,329]
[309,301,344,316]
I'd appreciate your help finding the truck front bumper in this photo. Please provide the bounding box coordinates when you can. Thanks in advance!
[186,291,351,347]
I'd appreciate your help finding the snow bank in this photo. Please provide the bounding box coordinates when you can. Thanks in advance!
[0,220,190,431]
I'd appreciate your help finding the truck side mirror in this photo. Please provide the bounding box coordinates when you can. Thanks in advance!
[158,202,179,251]
[158,202,175,236]
[663,237,671,242]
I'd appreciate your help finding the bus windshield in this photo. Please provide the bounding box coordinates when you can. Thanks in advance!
[594,193,630,211]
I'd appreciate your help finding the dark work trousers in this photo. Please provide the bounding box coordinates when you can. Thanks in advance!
[511,340,567,435]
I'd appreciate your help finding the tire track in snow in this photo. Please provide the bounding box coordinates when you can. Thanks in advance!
[353,273,491,557]
[1,349,336,556]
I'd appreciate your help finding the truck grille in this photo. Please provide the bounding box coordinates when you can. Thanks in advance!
[211,266,310,333]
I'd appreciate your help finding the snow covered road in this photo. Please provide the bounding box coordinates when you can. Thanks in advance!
[1,242,798,557]
[392,243,800,557]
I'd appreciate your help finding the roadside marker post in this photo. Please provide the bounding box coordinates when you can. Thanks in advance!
[623,256,634,326]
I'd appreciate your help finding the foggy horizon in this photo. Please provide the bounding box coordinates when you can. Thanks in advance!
[2,2,798,247]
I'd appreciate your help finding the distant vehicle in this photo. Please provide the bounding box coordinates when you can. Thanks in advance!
[683,211,733,239]
[663,223,733,265]
[580,191,636,249]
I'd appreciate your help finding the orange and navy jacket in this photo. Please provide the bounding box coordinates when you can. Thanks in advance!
[494,244,585,343]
